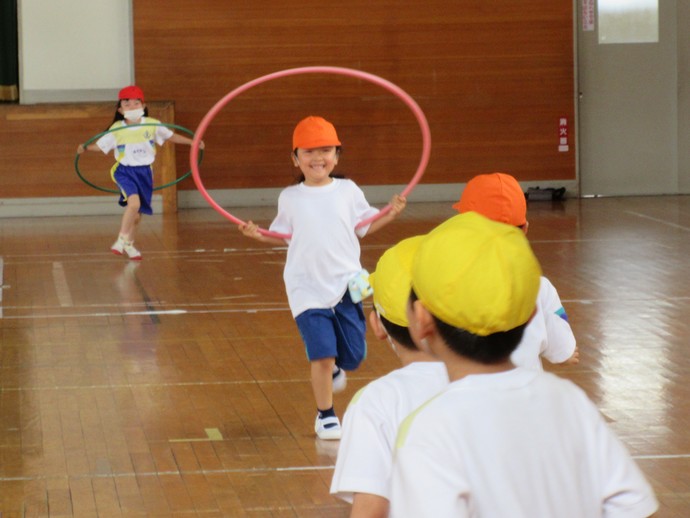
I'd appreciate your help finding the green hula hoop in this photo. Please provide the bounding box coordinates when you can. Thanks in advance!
[74,122,204,194]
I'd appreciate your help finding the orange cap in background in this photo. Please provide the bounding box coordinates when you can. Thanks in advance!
[452,172,527,227]
[118,85,145,101]
[292,116,342,150]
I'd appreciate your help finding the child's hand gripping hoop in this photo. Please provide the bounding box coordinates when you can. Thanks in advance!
[190,66,432,240]
[75,123,203,194]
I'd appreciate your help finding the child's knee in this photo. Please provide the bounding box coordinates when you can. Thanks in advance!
[128,195,142,211]
[311,357,335,371]
[337,340,366,371]
[338,355,365,371]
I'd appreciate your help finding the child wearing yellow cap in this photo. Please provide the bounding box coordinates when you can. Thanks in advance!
[239,116,406,440]
[330,236,448,515]
[454,172,579,370]
[388,212,658,517]
[77,85,202,260]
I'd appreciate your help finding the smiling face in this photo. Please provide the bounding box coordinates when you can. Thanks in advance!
[293,146,339,186]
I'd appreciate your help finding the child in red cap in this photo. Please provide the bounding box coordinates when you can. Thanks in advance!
[77,85,203,260]
[453,172,579,369]
[239,116,406,440]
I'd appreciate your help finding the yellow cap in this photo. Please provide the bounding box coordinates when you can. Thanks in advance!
[412,212,541,336]
[370,235,425,327]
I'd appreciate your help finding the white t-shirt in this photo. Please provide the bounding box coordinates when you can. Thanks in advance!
[389,368,658,518]
[269,178,379,317]
[97,117,173,166]
[511,276,576,370]
[330,361,449,502]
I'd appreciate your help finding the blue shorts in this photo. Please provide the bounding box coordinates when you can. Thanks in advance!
[113,165,154,215]
[295,291,367,371]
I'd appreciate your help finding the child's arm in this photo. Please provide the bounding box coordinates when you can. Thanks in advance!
[167,133,205,149]
[238,220,286,246]
[77,143,97,154]
[365,195,407,236]
[351,493,389,518]
[563,346,580,365]
[539,278,578,365]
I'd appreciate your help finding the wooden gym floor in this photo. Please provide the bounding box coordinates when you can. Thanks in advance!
[0,196,689,517]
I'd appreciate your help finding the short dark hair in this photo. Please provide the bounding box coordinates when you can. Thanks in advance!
[409,288,526,364]
[379,314,417,351]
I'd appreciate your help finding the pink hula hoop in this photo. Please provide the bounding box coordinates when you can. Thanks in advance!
[190,66,431,239]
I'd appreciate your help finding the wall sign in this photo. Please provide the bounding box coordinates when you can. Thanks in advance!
[582,0,595,31]
[559,118,569,152]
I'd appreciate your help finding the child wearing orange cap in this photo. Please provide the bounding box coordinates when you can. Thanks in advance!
[239,116,406,440]
[330,236,448,516]
[389,212,657,517]
[454,172,579,370]
[77,85,202,260]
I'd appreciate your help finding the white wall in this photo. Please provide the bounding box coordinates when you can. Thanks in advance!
[678,1,690,193]
[18,0,133,104]
[577,0,689,195]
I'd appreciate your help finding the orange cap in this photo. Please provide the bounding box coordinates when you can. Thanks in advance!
[118,85,144,102]
[292,116,341,150]
[452,172,527,227]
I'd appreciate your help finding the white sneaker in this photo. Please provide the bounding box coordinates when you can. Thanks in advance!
[123,241,142,261]
[111,236,125,255]
[314,415,342,440]
[332,367,347,394]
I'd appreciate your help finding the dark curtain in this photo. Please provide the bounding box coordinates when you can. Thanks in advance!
[0,0,18,102]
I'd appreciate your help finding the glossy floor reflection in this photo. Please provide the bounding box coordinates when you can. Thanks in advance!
[0,196,689,516]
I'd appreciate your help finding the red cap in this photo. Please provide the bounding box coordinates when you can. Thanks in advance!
[292,116,341,150]
[453,173,527,227]
[118,85,145,102]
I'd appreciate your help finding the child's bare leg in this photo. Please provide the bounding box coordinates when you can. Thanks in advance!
[130,212,141,241]
[311,357,336,410]
[119,195,141,240]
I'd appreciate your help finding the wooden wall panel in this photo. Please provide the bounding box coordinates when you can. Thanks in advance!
[133,0,575,191]
[1,1,574,202]
[0,102,177,202]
